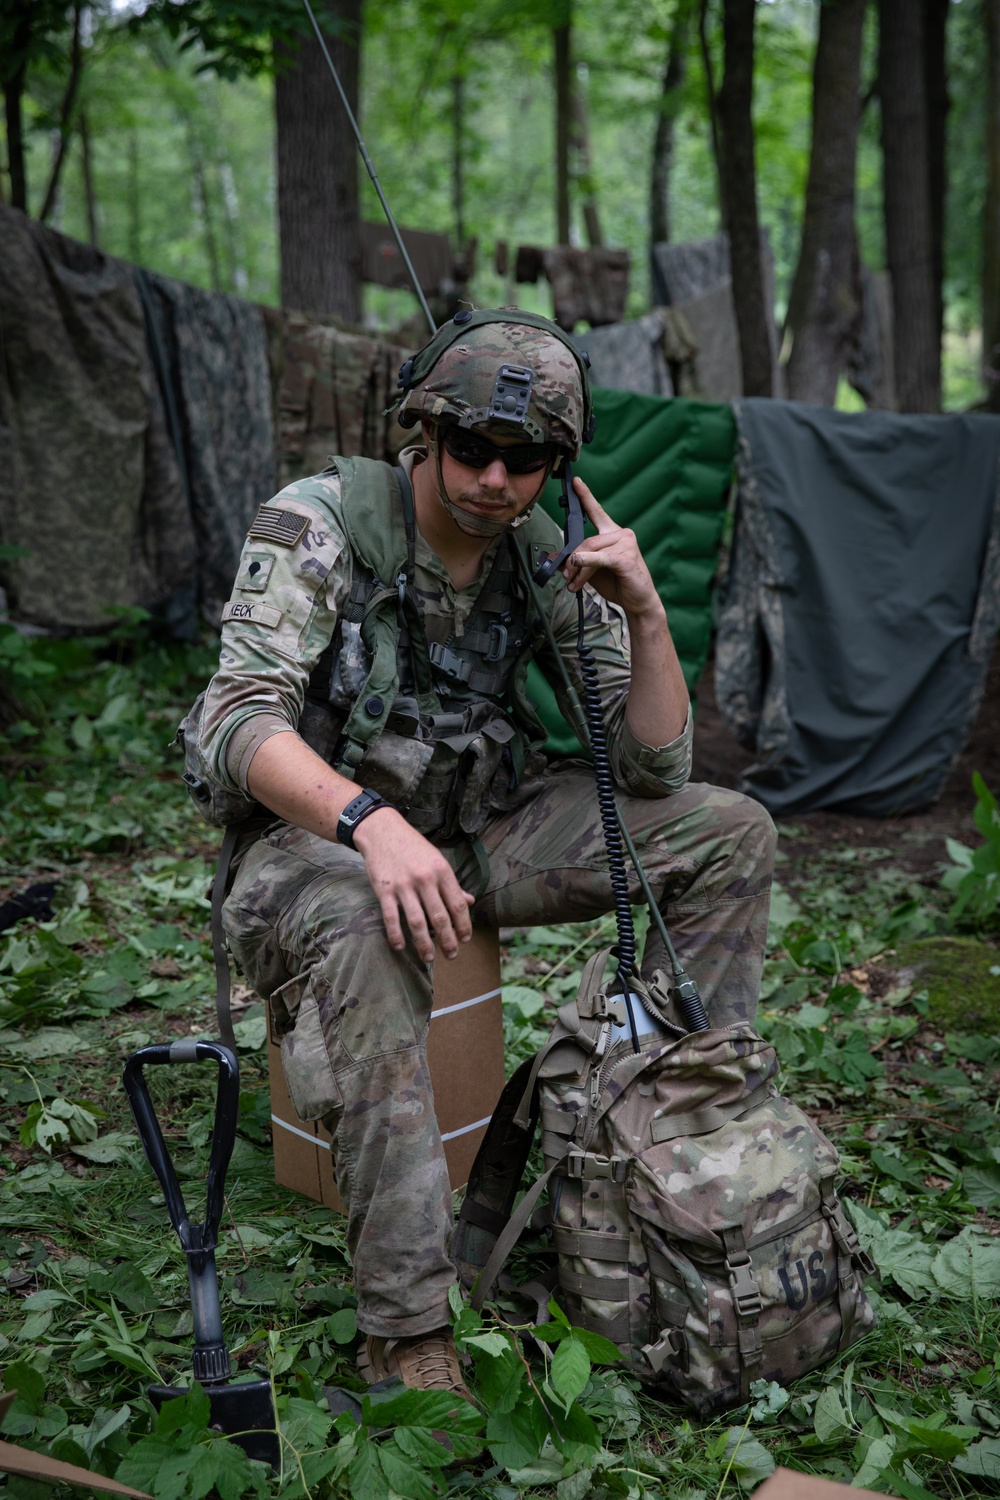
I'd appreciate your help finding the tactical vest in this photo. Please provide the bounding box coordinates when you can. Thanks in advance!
[298,456,566,842]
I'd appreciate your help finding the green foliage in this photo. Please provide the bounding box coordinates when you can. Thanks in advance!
[942,773,1000,927]
[2,636,1000,1499]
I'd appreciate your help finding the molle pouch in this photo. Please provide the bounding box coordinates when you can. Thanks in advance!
[176,690,259,827]
[458,719,516,835]
[358,729,436,808]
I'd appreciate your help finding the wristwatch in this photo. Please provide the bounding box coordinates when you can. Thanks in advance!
[336,788,393,850]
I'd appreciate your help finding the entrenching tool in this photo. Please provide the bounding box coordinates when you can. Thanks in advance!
[122,1039,279,1468]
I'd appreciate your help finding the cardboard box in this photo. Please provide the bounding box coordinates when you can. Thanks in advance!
[268,928,504,1208]
[751,1468,899,1500]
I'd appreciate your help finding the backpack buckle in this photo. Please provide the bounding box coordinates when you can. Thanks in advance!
[642,1328,685,1375]
[566,1149,627,1183]
[823,1198,877,1277]
[725,1253,763,1322]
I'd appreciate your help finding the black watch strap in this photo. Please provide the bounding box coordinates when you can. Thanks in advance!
[337,789,392,850]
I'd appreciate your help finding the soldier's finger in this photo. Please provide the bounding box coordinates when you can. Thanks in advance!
[443,882,476,943]
[425,900,460,958]
[400,889,436,965]
[378,890,408,953]
[573,477,614,530]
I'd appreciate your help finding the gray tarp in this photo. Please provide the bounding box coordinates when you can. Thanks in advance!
[577,313,675,397]
[650,233,782,400]
[716,399,1000,815]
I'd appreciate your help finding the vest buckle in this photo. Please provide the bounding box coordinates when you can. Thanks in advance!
[484,622,508,663]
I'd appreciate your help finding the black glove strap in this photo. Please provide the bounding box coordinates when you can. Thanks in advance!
[337,789,392,849]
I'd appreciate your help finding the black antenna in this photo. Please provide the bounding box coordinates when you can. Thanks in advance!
[301,0,438,337]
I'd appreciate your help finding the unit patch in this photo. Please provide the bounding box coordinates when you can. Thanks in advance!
[247,505,310,548]
[221,600,283,629]
[235,550,275,592]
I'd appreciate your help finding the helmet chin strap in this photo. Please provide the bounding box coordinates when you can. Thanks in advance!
[427,429,549,539]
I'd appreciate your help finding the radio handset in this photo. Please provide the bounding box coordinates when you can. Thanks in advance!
[532,460,586,586]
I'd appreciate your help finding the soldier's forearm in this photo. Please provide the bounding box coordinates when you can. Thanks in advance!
[623,605,689,747]
[246,731,362,841]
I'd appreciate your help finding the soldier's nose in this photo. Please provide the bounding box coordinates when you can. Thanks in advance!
[479,457,509,491]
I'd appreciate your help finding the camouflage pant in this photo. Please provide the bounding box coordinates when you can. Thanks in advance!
[222,769,775,1339]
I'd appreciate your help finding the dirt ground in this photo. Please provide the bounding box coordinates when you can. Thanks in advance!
[690,634,1000,879]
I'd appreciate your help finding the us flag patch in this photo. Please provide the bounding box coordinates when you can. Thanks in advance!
[247,505,310,548]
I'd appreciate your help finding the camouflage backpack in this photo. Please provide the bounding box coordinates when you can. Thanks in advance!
[454,950,876,1415]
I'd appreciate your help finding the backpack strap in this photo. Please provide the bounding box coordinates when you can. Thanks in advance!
[720,1224,764,1402]
[452,1054,541,1292]
[820,1179,877,1351]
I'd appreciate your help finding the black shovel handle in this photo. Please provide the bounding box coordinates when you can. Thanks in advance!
[123,1041,240,1255]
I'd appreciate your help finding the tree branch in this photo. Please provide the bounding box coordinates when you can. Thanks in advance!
[38,2,84,224]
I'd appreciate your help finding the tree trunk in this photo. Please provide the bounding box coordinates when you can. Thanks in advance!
[128,131,140,263]
[452,70,464,247]
[3,12,31,211]
[39,2,83,224]
[698,0,725,230]
[275,0,362,322]
[924,0,950,357]
[554,11,572,245]
[717,0,772,396]
[188,126,221,292]
[784,0,867,405]
[986,0,1000,410]
[650,0,693,245]
[573,78,602,246]
[79,110,98,245]
[879,0,940,411]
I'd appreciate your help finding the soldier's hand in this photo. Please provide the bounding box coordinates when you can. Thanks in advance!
[560,478,663,623]
[353,808,476,964]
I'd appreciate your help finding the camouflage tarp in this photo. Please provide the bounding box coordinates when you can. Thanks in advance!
[0,204,191,630]
[0,207,275,634]
[716,398,1000,815]
[274,313,411,488]
[139,270,274,627]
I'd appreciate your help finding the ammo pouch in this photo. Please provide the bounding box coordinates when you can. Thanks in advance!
[454,954,876,1416]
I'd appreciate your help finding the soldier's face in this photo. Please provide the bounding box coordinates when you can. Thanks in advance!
[430,422,552,525]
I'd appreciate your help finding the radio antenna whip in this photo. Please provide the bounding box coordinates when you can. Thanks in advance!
[301,0,437,336]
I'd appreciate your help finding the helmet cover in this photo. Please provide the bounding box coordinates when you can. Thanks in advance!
[396,316,589,458]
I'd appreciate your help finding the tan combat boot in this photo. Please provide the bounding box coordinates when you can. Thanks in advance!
[358,1327,474,1403]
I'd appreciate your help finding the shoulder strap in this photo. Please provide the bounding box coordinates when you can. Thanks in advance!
[452,1054,541,1291]
[210,822,243,1051]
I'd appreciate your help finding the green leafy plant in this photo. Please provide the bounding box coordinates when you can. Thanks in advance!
[943,773,1000,926]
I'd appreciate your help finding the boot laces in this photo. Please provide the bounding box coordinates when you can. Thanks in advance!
[396,1333,466,1394]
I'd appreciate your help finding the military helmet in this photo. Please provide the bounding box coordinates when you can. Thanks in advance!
[394,309,594,459]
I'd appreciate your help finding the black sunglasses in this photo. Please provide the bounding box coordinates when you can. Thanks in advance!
[441,427,557,475]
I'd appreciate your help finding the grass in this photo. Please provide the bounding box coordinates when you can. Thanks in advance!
[1,621,999,1498]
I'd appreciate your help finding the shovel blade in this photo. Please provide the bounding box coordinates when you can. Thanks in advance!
[148,1380,280,1468]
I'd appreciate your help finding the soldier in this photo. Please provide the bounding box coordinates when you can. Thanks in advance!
[199,310,775,1399]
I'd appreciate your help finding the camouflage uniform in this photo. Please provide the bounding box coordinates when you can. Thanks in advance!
[200,433,775,1339]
